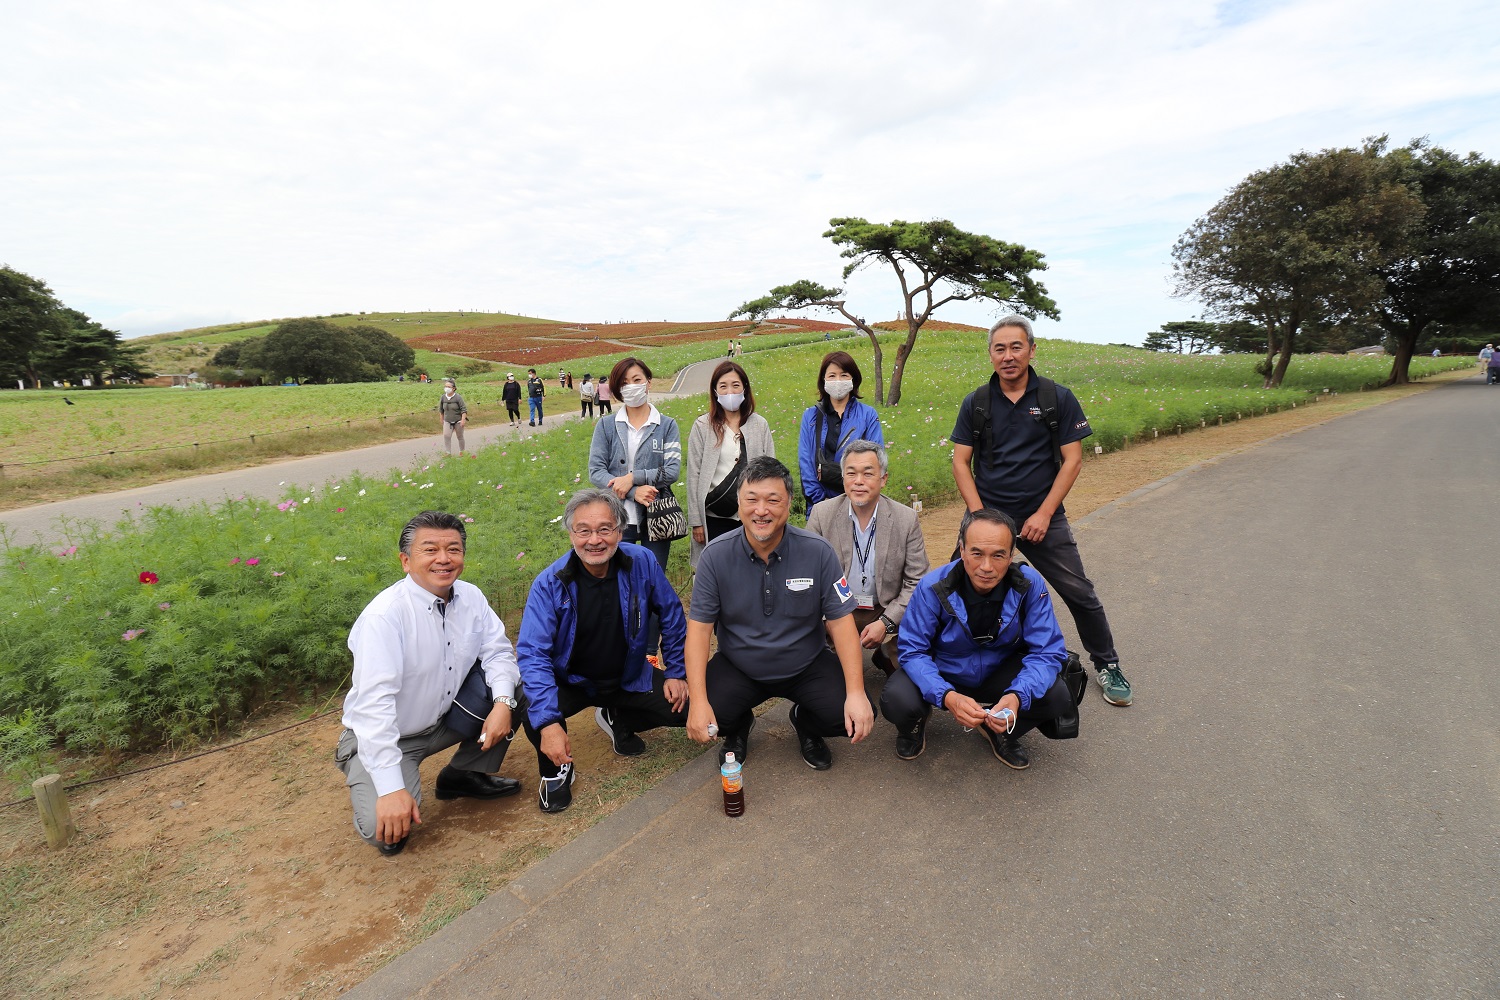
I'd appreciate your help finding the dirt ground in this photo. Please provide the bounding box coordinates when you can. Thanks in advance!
[0,370,1466,999]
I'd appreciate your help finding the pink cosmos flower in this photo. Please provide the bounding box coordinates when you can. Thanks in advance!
[139,571,159,585]
[122,629,145,641]
[245,558,260,566]
[158,602,172,610]
[335,507,346,513]
[229,558,241,566]
[272,571,286,577]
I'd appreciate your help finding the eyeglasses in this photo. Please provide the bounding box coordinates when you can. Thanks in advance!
[569,526,620,540]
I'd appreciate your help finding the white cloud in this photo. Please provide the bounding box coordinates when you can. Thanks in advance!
[1,0,1497,342]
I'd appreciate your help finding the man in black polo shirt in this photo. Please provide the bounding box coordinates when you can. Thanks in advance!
[950,315,1132,707]
[516,488,689,813]
[686,456,876,770]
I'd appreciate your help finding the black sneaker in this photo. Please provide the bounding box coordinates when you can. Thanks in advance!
[895,708,930,760]
[595,707,646,756]
[375,836,408,857]
[789,705,832,771]
[538,762,575,813]
[982,728,1030,769]
[718,716,755,766]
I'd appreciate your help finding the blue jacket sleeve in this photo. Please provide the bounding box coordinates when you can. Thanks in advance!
[857,400,884,448]
[588,418,614,490]
[798,406,828,505]
[894,581,954,708]
[648,556,688,679]
[1007,579,1067,710]
[516,577,565,730]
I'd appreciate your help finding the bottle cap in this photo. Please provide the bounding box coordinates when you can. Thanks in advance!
[723,753,736,764]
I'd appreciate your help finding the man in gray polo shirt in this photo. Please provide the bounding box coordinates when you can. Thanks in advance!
[686,456,876,771]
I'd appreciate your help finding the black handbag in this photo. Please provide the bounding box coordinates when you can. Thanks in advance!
[1036,650,1086,741]
[703,434,746,519]
[443,659,492,740]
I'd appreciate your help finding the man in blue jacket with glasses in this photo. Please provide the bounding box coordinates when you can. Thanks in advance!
[516,488,689,813]
[883,508,1075,769]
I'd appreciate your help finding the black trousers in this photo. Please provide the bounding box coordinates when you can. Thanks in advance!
[522,670,686,778]
[1012,511,1118,668]
[581,400,594,417]
[879,657,1073,739]
[705,515,739,542]
[706,646,873,741]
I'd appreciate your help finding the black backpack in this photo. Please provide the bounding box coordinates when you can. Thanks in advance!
[964,372,1063,472]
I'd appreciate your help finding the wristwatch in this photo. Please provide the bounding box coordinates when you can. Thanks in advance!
[879,614,897,635]
[497,695,519,710]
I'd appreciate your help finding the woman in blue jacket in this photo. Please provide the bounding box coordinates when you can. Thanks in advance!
[797,350,884,509]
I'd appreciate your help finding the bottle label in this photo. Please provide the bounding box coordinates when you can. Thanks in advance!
[722,773,742,793]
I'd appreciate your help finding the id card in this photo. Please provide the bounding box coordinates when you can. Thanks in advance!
[855,593,875,609]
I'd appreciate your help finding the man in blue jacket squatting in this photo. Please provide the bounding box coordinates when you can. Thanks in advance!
[516,487,690,813]
[882,508,1073,769]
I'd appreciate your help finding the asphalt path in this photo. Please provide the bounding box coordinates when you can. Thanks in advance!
[350,376,1498,999]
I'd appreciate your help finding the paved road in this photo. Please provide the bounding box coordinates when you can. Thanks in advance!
[351,377,1499,998]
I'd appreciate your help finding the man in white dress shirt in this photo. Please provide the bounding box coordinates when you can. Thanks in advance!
[337,511,523,856]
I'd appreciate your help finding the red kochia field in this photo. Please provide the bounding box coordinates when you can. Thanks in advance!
[407,318,844,364]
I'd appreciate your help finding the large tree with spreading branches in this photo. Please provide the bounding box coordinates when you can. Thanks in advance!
[730,218,1057,405]
[1172,138,1424,388]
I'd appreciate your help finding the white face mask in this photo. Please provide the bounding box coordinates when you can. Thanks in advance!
[717,392,745,412]
[824,378,854,401]
[621,383,649,408]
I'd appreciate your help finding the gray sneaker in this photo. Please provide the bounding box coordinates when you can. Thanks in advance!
[1096,663,1133,706]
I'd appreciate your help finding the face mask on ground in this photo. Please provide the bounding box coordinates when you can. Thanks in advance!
[717,393,745,412]
[621,384,649,408]
[824,378,854,400]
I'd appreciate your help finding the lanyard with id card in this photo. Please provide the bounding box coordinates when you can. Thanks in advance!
[850,516,877,609]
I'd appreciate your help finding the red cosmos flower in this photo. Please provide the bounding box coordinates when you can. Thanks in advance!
[138,571,159,584]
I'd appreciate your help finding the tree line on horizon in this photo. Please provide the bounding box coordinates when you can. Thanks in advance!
[205,318,415,385]
[0,266,154,388]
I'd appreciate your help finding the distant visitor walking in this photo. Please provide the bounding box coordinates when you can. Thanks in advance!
[526,368,546,426]
[438,378,468,455]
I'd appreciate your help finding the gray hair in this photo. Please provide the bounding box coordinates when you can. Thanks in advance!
[399,510,467,554]
[563,488,626,531]
[740,455,794,498]
[989,314,1035,347]
[841,439,888,476]
[958,508,1017,549]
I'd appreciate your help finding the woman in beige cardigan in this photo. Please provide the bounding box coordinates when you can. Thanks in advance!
[686,360,776,568]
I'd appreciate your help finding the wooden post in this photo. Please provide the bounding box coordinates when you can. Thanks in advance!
[33,774,75,849]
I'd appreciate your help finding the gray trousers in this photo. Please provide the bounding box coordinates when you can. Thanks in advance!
[335,722,513,847]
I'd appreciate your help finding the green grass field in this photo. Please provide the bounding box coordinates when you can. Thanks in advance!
[0,331,1467,773]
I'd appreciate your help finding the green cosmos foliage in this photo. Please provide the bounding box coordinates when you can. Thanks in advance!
[0,332,1465,771]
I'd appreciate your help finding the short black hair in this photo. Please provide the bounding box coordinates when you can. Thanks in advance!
[399,511,467,554]
[739,455,794,498]
[957,508,1016,549]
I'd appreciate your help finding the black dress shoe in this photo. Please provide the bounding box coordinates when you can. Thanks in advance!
[435,766,523,800]
[790,706,832,771]
[718,716,755,766]
[871,648,895,675]
[376,836,408,856]
[983,729,1030,770]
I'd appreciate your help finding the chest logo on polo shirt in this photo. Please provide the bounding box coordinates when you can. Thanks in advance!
[1028,406,1042,417]
[833,576,853,602]
[786,578,814,592]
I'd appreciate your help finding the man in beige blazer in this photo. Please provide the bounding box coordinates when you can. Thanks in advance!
[806,439,930,673]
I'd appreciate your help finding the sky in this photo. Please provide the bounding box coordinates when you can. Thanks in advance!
[3,0,1498,344]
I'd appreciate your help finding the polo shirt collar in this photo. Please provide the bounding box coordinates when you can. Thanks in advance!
[989,366,1041,402]
[734,524,791,564]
